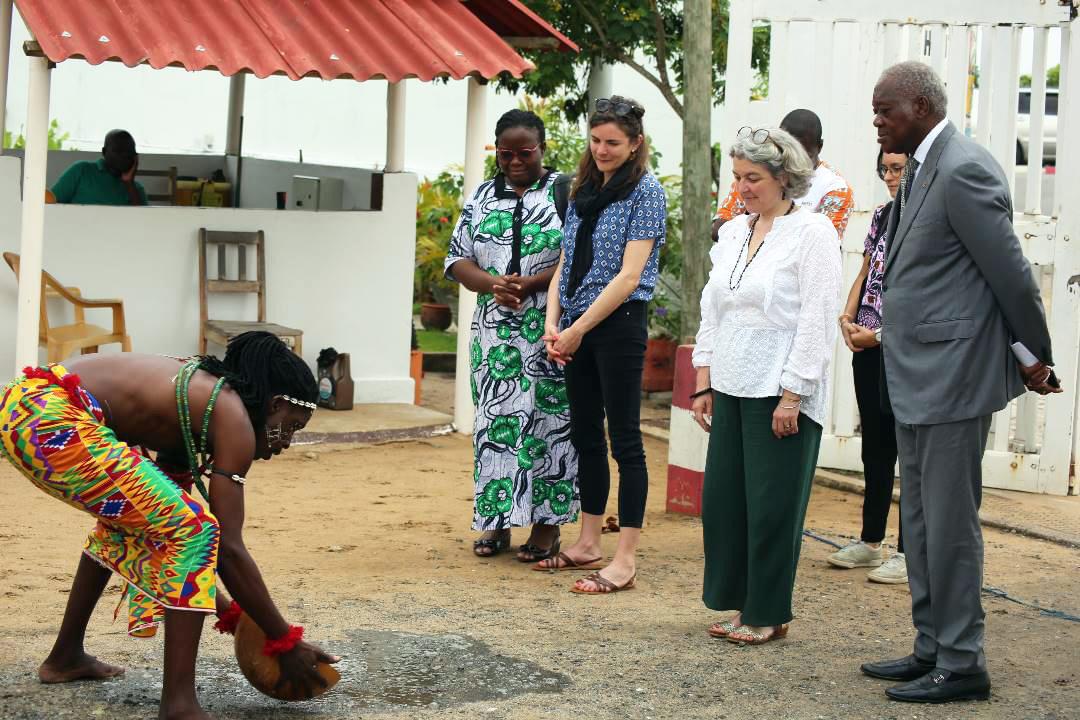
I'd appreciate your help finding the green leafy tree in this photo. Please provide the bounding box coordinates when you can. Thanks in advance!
[496,1,769,120]
[2,119,70,150]
[495,1,767,339]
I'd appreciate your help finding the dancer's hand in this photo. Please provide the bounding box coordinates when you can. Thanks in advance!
[276,641,340,699]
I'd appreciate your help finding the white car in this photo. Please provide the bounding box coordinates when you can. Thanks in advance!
[1016,87,1058,165]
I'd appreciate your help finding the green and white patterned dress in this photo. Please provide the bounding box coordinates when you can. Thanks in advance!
[445,172,580,530]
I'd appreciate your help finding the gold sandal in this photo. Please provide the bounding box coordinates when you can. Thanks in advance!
[707,614,741,638]
[726,624,789,645]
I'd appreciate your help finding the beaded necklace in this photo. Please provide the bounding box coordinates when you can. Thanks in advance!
[728,201,796,291]
[174,358,227,501]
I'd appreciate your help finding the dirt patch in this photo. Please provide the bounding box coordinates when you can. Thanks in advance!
[0,435,1077,719]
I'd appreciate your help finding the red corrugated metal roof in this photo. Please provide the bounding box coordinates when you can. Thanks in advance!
[14,0,574,82]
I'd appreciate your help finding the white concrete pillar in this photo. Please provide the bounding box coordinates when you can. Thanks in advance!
[385,80,406,172]
[452,76,487,434]
[14,55,51,373]
[0,0,13,141]
[225,73,246,155]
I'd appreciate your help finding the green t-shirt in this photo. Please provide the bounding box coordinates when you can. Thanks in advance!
[51,159,148,206]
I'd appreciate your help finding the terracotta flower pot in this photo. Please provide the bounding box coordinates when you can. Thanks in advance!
[642,337,678,392]
[420,302,452,331]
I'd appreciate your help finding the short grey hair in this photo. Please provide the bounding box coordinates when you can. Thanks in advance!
[729,127,814,200]
[878,61,948,116]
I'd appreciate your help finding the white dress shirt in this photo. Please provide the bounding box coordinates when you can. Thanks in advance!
[692,207,842,426]
[911,118,949,182]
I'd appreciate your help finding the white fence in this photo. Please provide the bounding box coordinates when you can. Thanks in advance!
[720,0,1080,494]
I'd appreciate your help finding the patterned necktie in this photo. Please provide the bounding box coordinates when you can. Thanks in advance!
[899,157,921,216]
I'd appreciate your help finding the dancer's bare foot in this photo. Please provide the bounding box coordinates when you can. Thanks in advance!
[38,653,125,684]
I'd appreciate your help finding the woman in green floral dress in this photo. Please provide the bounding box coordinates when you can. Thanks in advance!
[445,110,579,561]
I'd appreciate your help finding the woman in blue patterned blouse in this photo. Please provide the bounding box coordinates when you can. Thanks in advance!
[535,96,667,595]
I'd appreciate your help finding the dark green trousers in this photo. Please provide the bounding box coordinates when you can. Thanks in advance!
[701,392,822,626]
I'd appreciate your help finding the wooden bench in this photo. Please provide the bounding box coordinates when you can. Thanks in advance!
[198,229,303,355]
[3,251,132,362]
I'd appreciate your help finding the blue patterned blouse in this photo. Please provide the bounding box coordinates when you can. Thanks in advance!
[557,172,667,321]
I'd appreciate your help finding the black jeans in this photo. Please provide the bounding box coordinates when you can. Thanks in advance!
[563,301,649,528]
[853,345,903,552]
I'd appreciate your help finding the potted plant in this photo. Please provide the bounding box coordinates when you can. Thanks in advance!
[644,282,681,392]
[414,170,463,330]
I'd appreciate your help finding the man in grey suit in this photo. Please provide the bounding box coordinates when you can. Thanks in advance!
[860,62,1062,703]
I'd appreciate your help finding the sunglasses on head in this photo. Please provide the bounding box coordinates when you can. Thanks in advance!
[737,126,784,156]
[595,98,642,118]
[496,145,540,163]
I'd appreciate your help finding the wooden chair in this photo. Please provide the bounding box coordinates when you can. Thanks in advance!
[198,229,303,355]
[3,251,132,362]
[137,166,178,204]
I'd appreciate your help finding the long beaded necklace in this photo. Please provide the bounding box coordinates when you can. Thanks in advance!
[174,358,227,501]
[728,201,796,291]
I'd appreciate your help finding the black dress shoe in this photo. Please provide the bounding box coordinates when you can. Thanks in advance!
[885,668,991,703]
[860,654,935,681]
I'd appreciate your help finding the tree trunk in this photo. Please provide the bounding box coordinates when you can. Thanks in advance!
[681,0,712,342]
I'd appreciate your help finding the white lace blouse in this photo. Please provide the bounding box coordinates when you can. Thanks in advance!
[692,208,842,426]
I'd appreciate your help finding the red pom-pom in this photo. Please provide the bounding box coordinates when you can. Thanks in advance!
[213,600,243,635]
[22,366,54,382]
[262,625,304,656]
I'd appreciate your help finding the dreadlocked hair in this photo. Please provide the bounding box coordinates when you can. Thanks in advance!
[197,332,317,430]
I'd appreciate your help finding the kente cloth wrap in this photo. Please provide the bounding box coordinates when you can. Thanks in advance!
[0,364,219,637]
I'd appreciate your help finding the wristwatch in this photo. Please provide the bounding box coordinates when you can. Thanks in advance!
[874,328,883,344]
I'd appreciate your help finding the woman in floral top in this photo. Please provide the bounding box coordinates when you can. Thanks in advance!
[831,150,910,584]
[445,110,579,562]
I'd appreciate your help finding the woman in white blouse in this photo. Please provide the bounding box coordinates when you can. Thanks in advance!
[691,127,841,645]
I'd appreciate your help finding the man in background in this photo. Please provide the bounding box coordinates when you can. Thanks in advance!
[51,129,147,206]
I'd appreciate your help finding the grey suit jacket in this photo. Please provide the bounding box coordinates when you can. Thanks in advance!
[881,122,1053,426]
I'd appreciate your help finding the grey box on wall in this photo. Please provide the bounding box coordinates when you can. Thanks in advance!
[291,175,344,211]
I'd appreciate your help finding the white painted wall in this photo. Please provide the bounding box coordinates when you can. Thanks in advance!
[0,155,417,402]
[232,156,375,210]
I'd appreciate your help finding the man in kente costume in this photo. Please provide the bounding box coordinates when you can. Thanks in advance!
[0,332,337,720]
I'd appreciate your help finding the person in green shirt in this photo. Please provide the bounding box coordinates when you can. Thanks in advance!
[51,130,148,206]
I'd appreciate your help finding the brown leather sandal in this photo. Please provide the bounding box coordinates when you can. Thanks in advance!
[532,551,604,572]
[570,571,636,594]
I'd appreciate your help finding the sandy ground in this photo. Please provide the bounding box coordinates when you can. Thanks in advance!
[0,434,1078,720]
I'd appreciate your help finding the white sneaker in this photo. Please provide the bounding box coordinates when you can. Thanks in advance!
[826,542,883,568]
[868,553,908,584]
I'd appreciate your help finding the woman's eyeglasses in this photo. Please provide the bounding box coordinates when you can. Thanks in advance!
[496,145,540,163]
[737,126,784,156]
[877,162,907,180]
[595,98,642,117]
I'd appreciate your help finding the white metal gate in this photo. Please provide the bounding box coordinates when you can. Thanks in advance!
[720,0,1080,494]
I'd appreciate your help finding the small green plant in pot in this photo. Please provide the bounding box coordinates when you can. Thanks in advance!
[414,170,463,330]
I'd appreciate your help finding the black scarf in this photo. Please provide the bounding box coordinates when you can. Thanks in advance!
[565,163,638,299]
[494,169,554,276]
